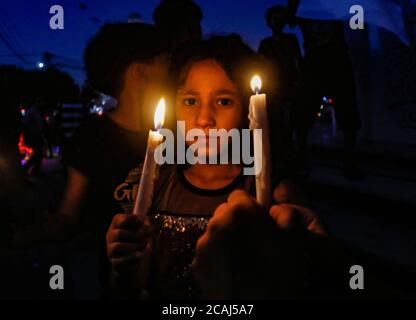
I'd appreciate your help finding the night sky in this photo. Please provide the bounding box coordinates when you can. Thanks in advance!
[0,0,280,85]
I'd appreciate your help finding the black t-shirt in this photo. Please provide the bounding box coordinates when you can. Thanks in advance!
[63,114,148,235]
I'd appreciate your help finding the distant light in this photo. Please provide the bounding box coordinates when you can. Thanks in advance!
[317,112,322,117]
[323,96,328,103]
[90,104,104,116]
[37,62,45,69]
[53,146,60,156]
[18,133,34,166]
[20,108,26,116]
[320,105,324,110]
[328,98,333,104]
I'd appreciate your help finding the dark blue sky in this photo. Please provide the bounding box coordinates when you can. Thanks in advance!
[0,0,280,85]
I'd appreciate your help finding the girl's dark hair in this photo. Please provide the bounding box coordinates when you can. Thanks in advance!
[170,34,275,114]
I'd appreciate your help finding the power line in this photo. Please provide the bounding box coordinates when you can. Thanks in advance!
[0,18,20,53]
[0,10,25,53]
[0,51,84,70]
[0,32,32,65]
[0,52,42,58]
[55,62,85,71]
[0,52,81,63]
[49,53,82,64]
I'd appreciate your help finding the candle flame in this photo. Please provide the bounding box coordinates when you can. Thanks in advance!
[154,98,165,131]
[251,75,262,94]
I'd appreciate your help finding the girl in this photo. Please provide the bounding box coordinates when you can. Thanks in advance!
[106,35,324,299]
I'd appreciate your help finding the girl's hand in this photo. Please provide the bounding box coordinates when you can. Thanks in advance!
[106,213,151,274]
[269,203,326,235]
[193,190,305,299]
[271,181,326,236]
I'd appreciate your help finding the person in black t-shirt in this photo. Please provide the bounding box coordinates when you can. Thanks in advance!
[62,116,149,235]
[59,23,170,239]
[294,19,363,179]
[13,23,170,246]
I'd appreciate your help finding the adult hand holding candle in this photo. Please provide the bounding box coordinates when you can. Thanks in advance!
[249,75,272,209]
[133,98,165,217]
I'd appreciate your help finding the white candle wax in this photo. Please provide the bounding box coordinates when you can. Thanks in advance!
[132,98,165,217]
[132,130,163,217]
[249,76,272,209]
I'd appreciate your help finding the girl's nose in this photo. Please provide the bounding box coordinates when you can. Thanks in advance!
[195,101,215,129]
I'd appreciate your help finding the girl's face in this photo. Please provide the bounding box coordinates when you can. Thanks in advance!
[176,59,244,159]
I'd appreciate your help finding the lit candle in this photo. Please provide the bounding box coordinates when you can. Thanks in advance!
[133,98,165,217]
[249,75,272,209]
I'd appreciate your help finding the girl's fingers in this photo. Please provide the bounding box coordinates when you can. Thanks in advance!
[110,251,145,271]
[227,190,251,206]
[207,203,229,233]
[269,204,326,235]
[108,241,148,258]
[107,229,140,243]
[108,224,151,243]
[227,190,259,214]
[111,213,144,229]
[269,204,298,229]
[285,204,326,235]
[273,180,307,205]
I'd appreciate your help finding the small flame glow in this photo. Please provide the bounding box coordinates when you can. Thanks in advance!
[154,98,165,131]
[250,75,262,94]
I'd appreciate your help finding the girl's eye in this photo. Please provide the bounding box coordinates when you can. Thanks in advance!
[183,98,197,106]
[217,98,232,106]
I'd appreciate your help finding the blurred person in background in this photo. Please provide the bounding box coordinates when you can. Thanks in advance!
[13,23,170,247]
[295,18,363,179]
[153,0,203,48]
[258,4,303,179]
[21,103,45,176]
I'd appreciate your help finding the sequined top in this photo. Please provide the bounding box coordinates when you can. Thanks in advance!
[149,213,209,299]
[114,165,254,299]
